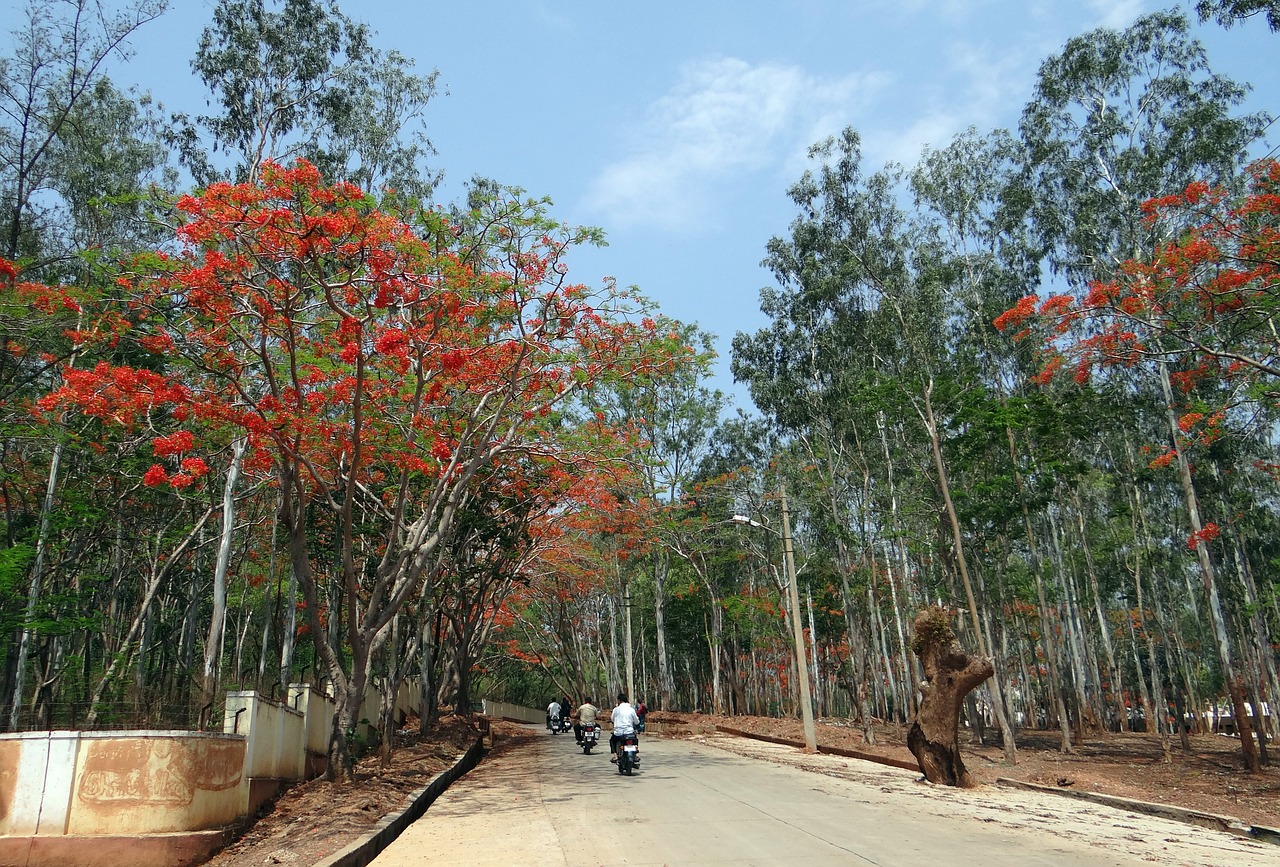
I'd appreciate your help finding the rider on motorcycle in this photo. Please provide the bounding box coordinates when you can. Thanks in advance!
[573,697,599,743]
[609,692,640,763]
[547,698,562,731]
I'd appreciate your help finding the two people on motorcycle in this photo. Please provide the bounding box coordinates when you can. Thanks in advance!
[609,692,641,763]
[572,697,599,743]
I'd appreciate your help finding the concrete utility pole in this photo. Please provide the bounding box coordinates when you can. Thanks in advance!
[733,486,818,752]
[624,576,635,701]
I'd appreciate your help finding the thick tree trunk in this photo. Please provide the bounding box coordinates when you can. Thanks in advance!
[907,606,994,788]
[919,382,1016,763]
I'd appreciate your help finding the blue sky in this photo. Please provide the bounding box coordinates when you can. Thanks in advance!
[8,1,1279,409]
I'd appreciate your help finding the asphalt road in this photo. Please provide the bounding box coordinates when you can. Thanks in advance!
[370,726,1280,866]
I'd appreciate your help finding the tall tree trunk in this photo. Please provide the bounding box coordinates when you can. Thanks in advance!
[86,509,215,727]
[9,440,62,731]
[1158,363,1258,772]
[882,549,914,722]
[278,558,299,692]
[200,438,245,729]
[606,593,621,700]
[1046,505,1090,743]
[652,555,673,709]
[1008,438,1071,749]
[1073,496,1127,732]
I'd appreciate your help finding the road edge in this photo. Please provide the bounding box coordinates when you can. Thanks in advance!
[712,724,919,771]
[311,735,485,867]
[706,724,1280,846]
[994,776,1280,845]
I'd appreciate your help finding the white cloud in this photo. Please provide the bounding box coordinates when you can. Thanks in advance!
[860,36,1034,170]
[1086,0,1145,29]
[584,57,881,231]
[865,112,966,169]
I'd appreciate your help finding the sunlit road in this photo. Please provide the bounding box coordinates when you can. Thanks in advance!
[370,724,1280,866]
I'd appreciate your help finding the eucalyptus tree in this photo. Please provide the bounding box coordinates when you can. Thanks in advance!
[1196,0,1280,31]
[0,4,174,728]
[906,127,1090,748]
[735,127,1022,759]
[190,0,440,195]
[586,320,722,710]
[0,0,168,263]
[1014,8,1271,770]
[1018,8,1267,280]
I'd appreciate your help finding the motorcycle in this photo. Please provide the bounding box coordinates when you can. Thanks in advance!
[580,723,600,754]
[559,714,574,734]
[615,733,640,774]
[547,713,563,734]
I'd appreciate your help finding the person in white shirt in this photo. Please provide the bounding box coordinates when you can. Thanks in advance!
[609,693,641,761]
[547,699,562,731]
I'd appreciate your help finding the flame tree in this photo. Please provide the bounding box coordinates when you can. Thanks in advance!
[33,160,682,777]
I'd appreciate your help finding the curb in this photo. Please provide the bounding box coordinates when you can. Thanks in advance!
[312,735,485,867]
[714,725,920,773]
[994,777,1280,845]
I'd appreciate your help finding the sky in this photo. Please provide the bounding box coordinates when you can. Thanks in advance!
[7,1,1279,410]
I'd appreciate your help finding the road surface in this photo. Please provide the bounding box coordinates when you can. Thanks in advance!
[370,725,1280,866]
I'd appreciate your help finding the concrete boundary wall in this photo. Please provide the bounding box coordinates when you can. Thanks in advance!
[0,730,247,838]
[0,678,423,866]
[481,700,543,725]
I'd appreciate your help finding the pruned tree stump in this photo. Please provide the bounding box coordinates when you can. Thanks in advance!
[906,606,993,788]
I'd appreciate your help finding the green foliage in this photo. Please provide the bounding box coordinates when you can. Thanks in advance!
[1196,0,1280,31]
[1017,9,1269,286]
[191,0,440,195]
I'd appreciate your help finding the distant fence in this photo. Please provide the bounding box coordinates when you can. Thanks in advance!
[481,699,544,725]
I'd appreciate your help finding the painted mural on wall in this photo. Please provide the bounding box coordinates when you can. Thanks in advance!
[76,737,242,808]
[0,741,18,821]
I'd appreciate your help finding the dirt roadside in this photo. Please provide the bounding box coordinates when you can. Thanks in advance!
[201,711,1280,865]
[203,714,481,867]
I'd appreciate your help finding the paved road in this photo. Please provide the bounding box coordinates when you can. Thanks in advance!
[371,726,1280,866]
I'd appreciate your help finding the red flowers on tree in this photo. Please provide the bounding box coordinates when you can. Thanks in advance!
[996,158,1280,394]
[36,160,681,777]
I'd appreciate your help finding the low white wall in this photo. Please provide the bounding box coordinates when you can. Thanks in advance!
[481,700,543,724]
[1,678,423,843]
[225,691,306,782]
[289,682,336,759]
[0,731,246,837]
[0,731,80,835]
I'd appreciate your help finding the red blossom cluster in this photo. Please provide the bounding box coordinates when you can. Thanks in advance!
[1186,522,1221,550]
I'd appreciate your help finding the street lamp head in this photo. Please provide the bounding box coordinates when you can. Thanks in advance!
[731,514,772,533]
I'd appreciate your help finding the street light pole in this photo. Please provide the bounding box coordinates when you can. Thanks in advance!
[623,576,635,702]
[779,486,818,752]
[733,488,818,753]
